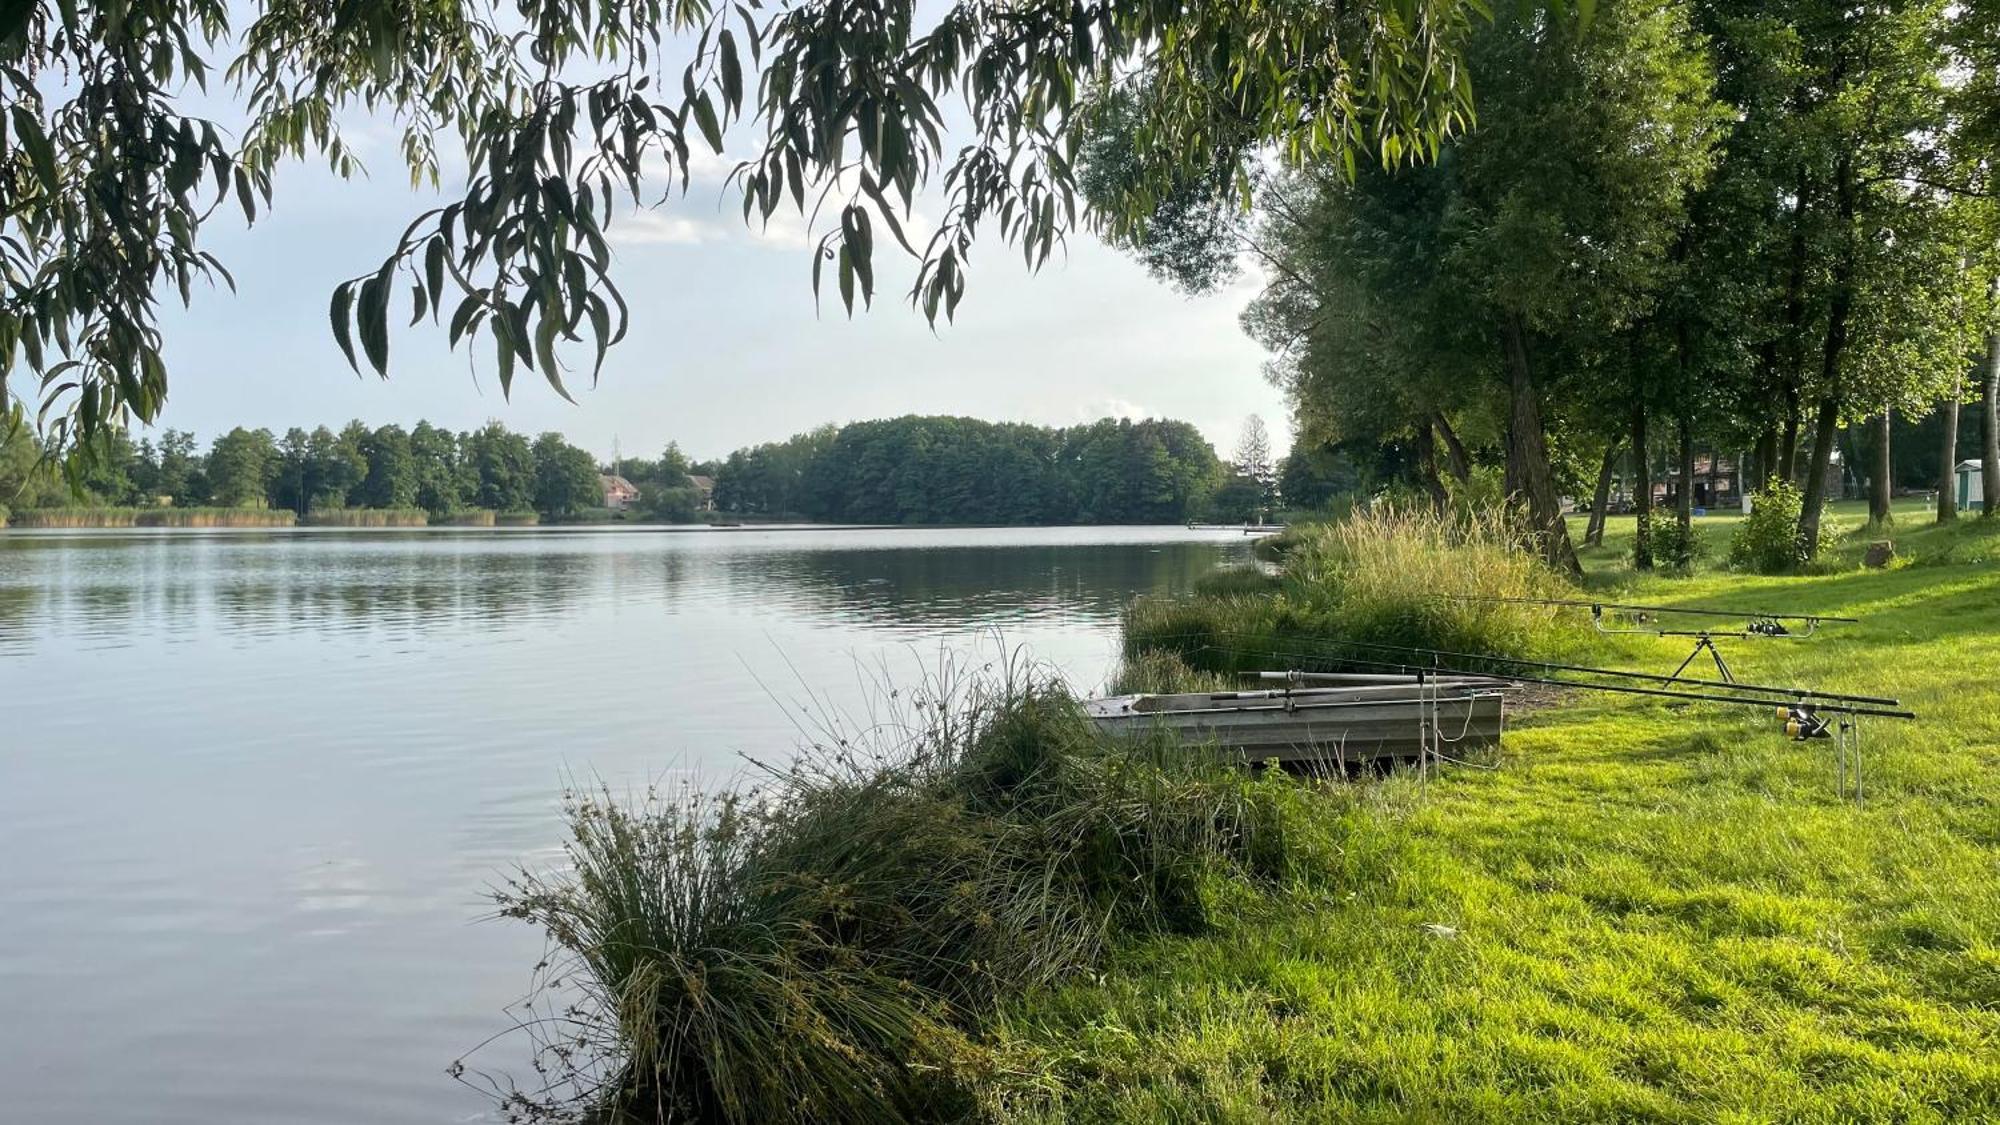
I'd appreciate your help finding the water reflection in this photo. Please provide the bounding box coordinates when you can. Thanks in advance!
[0,527,1232,651]
[0,525,1246,1125]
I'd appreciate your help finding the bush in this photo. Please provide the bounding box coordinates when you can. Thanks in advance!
[1730,482,1818,574]
[483,664,1299,1124]
[1654,519,1706,573]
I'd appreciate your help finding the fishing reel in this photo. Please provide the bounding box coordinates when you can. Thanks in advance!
[1778,705,1831,741]
[1748,617,1793,637]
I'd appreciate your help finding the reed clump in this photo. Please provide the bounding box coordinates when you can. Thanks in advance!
[301,508,429,527]
[495,509,541,526]
[433,509,497,526]
[6,506,297,528]
[1126,504,1579,687]
[484,662,1304,1124]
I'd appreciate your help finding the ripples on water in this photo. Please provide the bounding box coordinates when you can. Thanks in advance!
[0,525,1247,1124]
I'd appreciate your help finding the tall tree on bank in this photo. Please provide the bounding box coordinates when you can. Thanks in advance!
[3,0,1536,458]
[1222,0,1723,574]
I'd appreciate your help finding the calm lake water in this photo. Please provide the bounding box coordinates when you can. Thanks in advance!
[0,524,1249,1124]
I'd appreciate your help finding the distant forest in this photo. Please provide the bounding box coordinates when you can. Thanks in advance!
[2,413,1314,525]
[714,416,1253,524]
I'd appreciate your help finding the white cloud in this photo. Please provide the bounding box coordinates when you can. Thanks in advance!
[610,211,726,246]
[1074,396,1154,424]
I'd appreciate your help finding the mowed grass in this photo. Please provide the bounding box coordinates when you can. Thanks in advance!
[986,501,2000,1123]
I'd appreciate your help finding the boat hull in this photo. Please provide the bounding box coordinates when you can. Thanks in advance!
[1086,685,1505,766]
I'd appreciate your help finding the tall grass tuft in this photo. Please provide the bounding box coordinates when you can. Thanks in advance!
[1126,504,1578,687]
[482,657,1299,1123]
[301,507,429,527]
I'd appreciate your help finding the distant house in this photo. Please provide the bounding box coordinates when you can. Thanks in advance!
[1957,460,1987,512]
[600,474,641,511]
[687,474,716,512]
[1657,453,1742,511]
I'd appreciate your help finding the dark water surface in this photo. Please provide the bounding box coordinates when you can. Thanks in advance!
[0,524,1248,1123]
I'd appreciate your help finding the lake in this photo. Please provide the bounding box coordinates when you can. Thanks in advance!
[0,524,1251,1124]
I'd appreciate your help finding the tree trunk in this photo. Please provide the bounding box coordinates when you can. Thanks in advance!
[1938,377,1961,523]
[1431,410,1471,483]
[1798,152,1855,560]
[1777,164,1812,484]
[1501,316,1581,576]
[1632,401,1654,571]
[1753,429,1777,494]
[1798,394,1843,556]
[1779,386,1801,483]
[1416,423,1450,512]
[1677,418,1695,536]
[1985,326,2000,516]
[1868,410,1893,526]
[1585,440,1619,547]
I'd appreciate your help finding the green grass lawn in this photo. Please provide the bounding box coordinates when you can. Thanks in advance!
[988,503,2000,1123]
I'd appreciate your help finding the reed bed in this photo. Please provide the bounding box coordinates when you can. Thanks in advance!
[7,507,297,528]
[1125,504,1580,688]
[479,659,1308,1124]
[301,508,430,527]
[433,509,497,526]
[494,510,541,526]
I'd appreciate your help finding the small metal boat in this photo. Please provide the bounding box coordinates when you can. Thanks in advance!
[1085,673,1506,767]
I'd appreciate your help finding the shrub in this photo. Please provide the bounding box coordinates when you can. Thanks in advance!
[1654,519,1706,573]
[484,664,1299,1124]
[1730,482,1818,574]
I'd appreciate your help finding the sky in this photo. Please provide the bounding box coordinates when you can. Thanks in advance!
[147,137,1290,466]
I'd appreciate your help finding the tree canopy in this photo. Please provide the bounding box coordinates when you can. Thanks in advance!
[2,0,1524,456]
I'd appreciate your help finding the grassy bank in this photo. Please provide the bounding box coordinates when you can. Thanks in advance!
[496,501,2000,1123]
[486,667,1314,1122]
[6,506,298,528]
[988,502,2000,1122]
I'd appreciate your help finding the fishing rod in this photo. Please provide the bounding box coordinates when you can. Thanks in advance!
[1433,593,1857,681]
[1432,593,1858,626]
[1169,627,1904,707]
[1237,657,1915,722]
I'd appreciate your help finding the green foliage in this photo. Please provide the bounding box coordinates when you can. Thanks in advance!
[718,415,1222,524]
[491,667,1303,1123]
[987,520,2000,1124]
[1729,482,1818,574]
[1653,519,1707,573]
[529,431,602,519]
[1126,505,1582,680]
[204,427,278,507]
[6,0,1505,458]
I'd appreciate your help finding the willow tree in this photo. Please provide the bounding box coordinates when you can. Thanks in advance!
[2,0,1517,457]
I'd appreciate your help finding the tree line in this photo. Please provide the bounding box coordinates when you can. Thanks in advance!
[1094,0,2000,573]
[1,419,615,521]
[4,412,1277,526]
[712,415,1241,524]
